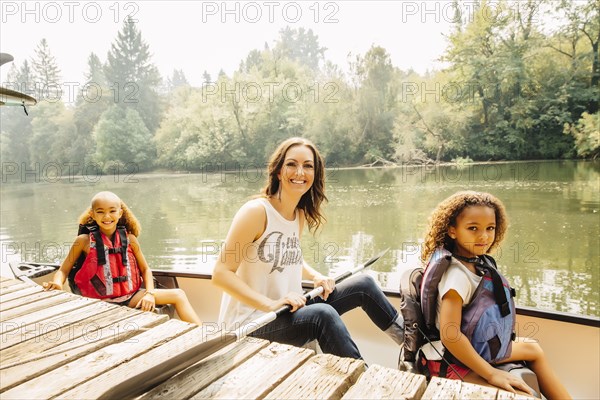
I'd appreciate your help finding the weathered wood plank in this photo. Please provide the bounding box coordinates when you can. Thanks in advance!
[0,295,100,334]
[0,291,73,321]
[0,301,125,353]
[459,381,498,399]
[0,284,43,303]
[191,341,314,399]
[497,389,537,399]
[0,279,22,289]
[342,364,427,400]
[138,337,270,400]
[0,289,62,313]
[0,309,165,392]
[264,354,366,400]
[0,281,35,296]
[421,376,460,400]
[1,317,190,399]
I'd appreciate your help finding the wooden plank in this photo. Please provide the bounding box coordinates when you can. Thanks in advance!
[264,354,366,400]
[342,364,427,400]
[0,315,187,398]
[0,289,62,312]
[191,341,314,399]
[0,309,163,392]
[0,279,22,289]
[497,389,537,399]
[421,376,460,400]
[0,284,43,303]
[459,381,498,399]
[62,327,261,400]
[0,281,35,296]
[138,337,270,400]
[0,295,101,334]
[0,291,72,321]
[0,300,124,353]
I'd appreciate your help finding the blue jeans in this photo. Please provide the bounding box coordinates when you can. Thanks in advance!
[249,274,398,359]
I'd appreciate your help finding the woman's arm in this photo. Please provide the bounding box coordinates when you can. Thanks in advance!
[43,234,88,290]
[440,290,532,394]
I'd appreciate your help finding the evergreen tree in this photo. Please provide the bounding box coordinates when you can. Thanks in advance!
[30,38,61,101]
[104,17,163,133]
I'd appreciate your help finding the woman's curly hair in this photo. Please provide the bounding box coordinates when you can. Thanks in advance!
[261,137,328,232]
[421,191,508,263]
[78,191,142,237]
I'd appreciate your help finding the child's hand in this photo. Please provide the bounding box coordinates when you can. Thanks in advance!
[135,291,156,312]
[488,369,534,396]
[42,282,62,291]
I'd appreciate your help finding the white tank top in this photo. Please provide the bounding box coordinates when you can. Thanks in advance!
[218,198,304,329]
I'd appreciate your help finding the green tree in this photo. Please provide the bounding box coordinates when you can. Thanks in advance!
[104,17,163,133]
[72,53,111,171]
[350,46,399,162]
[0,61,34,166]
[30,38,61,101]
[93,105,156,171]
[274,27,326,71]
[564,112,600,158]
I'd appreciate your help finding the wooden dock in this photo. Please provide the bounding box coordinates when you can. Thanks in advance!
[0,276,534,399]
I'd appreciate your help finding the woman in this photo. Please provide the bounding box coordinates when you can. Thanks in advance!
[212,137,404,359]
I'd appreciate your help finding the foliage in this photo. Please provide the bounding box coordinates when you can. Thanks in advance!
[3,5,599,173]
[564,112,600,158]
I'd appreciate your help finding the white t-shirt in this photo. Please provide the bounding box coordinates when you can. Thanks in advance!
[218,198,304,329]
[435,257,482,330]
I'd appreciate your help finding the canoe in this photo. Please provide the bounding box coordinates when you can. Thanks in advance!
[6,261,600,399]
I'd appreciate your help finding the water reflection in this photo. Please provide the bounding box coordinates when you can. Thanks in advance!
[1,160,598,316]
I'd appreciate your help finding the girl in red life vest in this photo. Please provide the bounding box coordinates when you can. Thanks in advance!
[43,191,202,325]
[422,191,570,399]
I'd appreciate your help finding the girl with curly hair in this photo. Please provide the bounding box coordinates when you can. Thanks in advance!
[422,191,570,399]
[44,191,201,325]
[213,137,405,360]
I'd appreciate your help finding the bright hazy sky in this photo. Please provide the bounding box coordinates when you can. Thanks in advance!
[2,1,485,92]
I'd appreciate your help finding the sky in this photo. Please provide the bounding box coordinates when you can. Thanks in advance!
[1,1,466,97]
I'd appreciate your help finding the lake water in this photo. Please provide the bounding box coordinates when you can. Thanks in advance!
[1,160,598,317]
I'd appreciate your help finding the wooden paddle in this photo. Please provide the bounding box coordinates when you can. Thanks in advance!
[97,248,389,400]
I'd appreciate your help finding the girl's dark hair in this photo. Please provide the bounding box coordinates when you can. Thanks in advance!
[261,137,328,232]
[421,191,508,262]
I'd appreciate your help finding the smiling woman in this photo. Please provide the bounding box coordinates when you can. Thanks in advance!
[212,137,407,363]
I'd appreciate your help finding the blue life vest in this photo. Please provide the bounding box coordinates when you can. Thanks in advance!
[420,247,517,365]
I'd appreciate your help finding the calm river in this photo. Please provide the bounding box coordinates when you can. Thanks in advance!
[1,160,598,317]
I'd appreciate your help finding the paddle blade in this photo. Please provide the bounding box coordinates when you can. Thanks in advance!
[97,331,237,400]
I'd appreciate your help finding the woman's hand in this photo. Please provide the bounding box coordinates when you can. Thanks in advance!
[271,292,306,312]
[486,368,534,396]
[42,281,62,291]
[313,274,335,301]
[135,291,156,312]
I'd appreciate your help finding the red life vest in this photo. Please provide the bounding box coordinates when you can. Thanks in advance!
[73,225,142,299]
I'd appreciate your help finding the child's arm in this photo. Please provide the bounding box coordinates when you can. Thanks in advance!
[440,290,533,395]
[128,234,156,311]
[43,234,88,290]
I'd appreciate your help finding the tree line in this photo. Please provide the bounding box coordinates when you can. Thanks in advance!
[1,0,598,177]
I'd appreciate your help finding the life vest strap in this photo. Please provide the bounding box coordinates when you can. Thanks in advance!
[113,276,129,283]
[479,256,511,318]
